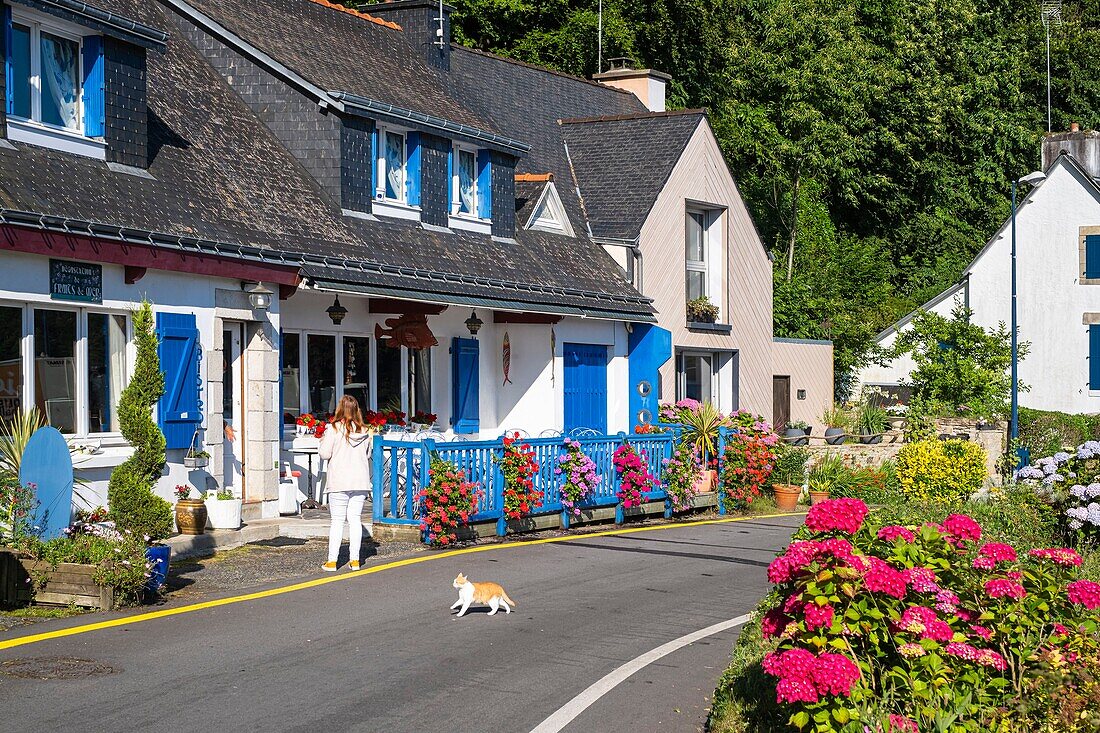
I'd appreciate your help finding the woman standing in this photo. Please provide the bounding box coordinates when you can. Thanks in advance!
[318,395,373,571]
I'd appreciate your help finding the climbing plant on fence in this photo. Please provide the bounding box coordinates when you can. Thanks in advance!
[498,433,542,519]
[418,457,482,547]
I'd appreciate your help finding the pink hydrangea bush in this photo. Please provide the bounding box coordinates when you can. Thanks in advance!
[758,498,1100,731]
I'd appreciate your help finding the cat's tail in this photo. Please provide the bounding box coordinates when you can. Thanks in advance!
[502,591,517,607]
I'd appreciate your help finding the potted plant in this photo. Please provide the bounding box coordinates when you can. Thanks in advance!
[183,449,210,469]
[411,411,437,430]
[771,445,808,511]
[173,485,207,535]
[821,403,849,445]
[857,400,887,444]
[678,400,724,467]
[686,296,720,324]
[886,403,907,430]
[784,420,811,446]
[205,487,242,530]
[807,455,849,505]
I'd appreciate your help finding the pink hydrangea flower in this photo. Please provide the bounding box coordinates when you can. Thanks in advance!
[1029,547,1083,567]
[897,606,954,641]
[984,578,1027,601]
[763,649,860,702]
[969,624,993,640]
[862,556,907,598]
[761,609,792,639]
[944,642,979,662]
[1067,579,1100,609]
[804,498,869,535]
[976,649,1008,671]
[1053,623,1070,636]
[941,514,982,543]
[898,643,926,658]
[904,567,939,593]
[888,715,919,733]
[804,602,834,631]
[935,588,960,614]
[810,652,860,696]
[878,525,915,543]
[973,542,1016,570]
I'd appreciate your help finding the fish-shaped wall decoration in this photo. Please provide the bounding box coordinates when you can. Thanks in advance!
[503,331,512,385]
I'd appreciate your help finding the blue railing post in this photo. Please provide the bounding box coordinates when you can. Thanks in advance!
[371,434,384,523]
[494,446,507,537]
[716,427,729,515]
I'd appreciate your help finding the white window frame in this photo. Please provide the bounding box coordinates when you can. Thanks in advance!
[450,144,479,218]
[676,350,717,404]
[0,300,132,439]
[685,205,726,322]
[280,328,412,434]
[9,8,86,136]
[685,209,709,300]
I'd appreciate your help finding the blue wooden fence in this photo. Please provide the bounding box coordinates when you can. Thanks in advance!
[370,428,716,541]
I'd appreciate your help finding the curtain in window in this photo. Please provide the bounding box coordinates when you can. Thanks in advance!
[459,151,475,214]
[106,315,126,432]
[385,132,403,200]
[40,32,79,130]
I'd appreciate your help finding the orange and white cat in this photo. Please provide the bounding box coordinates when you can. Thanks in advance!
[451,573,516,617]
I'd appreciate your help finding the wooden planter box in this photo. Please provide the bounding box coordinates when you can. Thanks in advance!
[0,551,115,611]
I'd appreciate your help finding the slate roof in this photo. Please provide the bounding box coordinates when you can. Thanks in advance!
[0,0,654,320]
[559,110,705,239]
[175,0,493,133]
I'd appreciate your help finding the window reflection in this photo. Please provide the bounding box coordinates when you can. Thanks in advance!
[307,334,336,416]
[0,307,23,425]
[343,336,371,414]
[87,313,126,433]
[33,309,77,433]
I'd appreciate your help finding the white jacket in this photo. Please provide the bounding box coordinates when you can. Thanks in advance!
[318,423,373,494]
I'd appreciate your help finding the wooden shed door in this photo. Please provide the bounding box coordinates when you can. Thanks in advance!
[773,375,791,431]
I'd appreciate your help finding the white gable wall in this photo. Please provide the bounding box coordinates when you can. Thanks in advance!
[858,157,1100,414]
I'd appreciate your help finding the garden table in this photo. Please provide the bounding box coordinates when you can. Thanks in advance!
[291,446,322,509]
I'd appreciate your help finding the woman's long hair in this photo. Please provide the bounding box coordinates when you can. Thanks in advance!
[333,395,366,441]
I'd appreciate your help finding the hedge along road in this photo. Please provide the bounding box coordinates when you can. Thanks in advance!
[0,514,804,733]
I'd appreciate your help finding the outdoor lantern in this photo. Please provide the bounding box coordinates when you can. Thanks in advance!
[326,295,348,325]
[465,310,483,336]
[246,282,274,311]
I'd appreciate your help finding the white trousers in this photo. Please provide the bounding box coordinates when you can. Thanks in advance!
[327,490,368,563]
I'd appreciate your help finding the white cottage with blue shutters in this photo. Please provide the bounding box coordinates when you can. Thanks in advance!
[859,130,1100,415]
[0,0,788,525]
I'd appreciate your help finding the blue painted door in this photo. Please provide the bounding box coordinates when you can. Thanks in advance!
[564,343,608,434]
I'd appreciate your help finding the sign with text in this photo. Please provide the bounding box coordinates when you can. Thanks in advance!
[49,259,102,303]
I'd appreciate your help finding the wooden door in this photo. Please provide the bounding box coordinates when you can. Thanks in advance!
[773,375,791,431]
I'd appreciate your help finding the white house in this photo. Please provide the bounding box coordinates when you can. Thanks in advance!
[859,129,1100,415]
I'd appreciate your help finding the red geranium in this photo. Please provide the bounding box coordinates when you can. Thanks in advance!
[417,458,482,547]
[498,433,542,519]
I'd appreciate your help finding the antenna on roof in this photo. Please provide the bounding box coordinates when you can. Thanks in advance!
[1041,0,1062,132]
[434,0,445,48]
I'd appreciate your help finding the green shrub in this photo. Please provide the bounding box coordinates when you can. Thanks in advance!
[107,302,172,541]
[896,438,986,504]
[1018,407,1100,460]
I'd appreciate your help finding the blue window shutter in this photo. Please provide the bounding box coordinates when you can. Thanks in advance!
[370,125,378,194]
[1091,326,1100,390]
[451,337,479,433]
[82,36,104,138]
[406,131,421,207]
[4,6,13,116]
[447,146,454,212]
[156,312,203,450]
[1086,235,1100,279]
[476,149,492,219]
[277,329,284,446]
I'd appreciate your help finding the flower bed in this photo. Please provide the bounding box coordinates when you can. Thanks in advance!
[721,431,778,511]
[556,439,599,517]
[417,458,482,547]
[714,497,1100,732]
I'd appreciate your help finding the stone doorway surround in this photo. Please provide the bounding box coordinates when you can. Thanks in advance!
[209,287,281,519]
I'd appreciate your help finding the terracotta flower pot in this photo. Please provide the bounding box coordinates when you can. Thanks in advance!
[810,490,830,505]
[692,469,714,494]
[773,483,801,512]
[174,499,207,535]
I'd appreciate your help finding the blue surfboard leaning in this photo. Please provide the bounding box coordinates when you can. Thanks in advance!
[19,427,74,540]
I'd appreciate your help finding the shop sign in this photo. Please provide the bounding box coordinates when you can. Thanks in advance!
[50,259,102,303]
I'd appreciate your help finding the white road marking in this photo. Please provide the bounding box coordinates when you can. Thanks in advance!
[529,613,752,733]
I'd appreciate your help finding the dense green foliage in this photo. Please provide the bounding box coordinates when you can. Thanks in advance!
[107,302,172,542]
[1018,406,1100,459]
[890,306,1021,419]
[353,0,1100,393]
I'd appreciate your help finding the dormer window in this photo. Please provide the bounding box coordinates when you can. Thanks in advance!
[373,124,421,221]
[4,6,105,158]
[524,180,575,237]
[449,144,492,233]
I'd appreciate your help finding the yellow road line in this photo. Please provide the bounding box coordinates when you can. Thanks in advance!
[0,512,803,652]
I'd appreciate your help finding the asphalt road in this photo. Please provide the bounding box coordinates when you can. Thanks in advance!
[0,515,802,733]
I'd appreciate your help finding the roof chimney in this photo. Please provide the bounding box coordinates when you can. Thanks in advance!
[593,58,671,112]
[1043,124,1100,181]
[368,0,452,71]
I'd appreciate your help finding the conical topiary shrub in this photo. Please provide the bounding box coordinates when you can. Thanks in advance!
[108,301,173,541]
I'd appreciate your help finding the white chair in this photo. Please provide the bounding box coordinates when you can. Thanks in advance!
[278,461,305,515]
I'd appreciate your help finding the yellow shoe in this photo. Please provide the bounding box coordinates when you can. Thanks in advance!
[322,561,338,572]
[348,561,361,571]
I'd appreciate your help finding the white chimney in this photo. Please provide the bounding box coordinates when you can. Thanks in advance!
[1043,124,1100,181]
[593,62,671,113]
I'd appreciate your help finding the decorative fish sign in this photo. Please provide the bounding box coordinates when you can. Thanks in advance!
[503,332,512,385]
[375,314,438,350]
